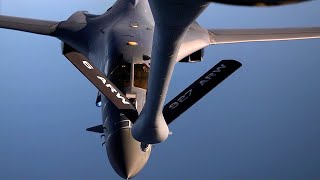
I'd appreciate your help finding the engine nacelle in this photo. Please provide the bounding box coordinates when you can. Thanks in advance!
[179,49,204,63]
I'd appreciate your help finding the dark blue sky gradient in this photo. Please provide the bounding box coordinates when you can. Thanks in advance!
[0,1,320,179]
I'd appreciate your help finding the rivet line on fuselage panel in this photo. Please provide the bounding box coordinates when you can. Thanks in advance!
[106,120,132,140]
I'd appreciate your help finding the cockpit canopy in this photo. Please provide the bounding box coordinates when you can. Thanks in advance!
[109,63,149,90]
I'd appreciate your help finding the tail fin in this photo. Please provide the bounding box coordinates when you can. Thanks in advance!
[0,15,59,35]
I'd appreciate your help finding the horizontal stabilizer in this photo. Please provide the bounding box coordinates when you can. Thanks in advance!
[62,43,138,121]
[163,60,242,125]
[86,125,104,133]
[0,15,59,35]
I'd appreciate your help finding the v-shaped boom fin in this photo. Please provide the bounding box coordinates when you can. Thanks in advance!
[163,60,242,125]
[62,43,138,121]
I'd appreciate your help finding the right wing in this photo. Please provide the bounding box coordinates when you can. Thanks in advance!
[177,22,211,62]
[209,27,320,45]
[210,0,311,6]
[178,26,320,62]
[0,15,59,35]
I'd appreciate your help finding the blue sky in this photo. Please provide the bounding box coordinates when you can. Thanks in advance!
[0,0,320,179]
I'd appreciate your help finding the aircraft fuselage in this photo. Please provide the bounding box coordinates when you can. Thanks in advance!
[89,0,154,178]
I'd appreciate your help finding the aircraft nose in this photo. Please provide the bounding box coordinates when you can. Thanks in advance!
[106,128,151,179]
[115,153,138,179]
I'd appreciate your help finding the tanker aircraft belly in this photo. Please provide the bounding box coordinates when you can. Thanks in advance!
[0,0,320,179]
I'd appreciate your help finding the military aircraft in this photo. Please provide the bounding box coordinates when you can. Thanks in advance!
[1,0,320,179]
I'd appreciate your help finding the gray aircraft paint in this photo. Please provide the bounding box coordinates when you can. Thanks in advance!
[0,0,320,179]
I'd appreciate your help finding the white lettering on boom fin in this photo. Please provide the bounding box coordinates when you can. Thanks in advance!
[83,61,94,70]
[106,84,117,93]
[200,64,226,86]
[97,76,107,84]
[97,76,130,105]
[116,93,130,104]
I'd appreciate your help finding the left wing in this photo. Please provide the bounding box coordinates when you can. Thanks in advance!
[0,15,59,35]
[209,27,320,45]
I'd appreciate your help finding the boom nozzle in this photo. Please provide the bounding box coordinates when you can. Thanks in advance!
[132,111,169,144]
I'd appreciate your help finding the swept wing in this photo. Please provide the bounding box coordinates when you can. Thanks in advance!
[178,27,320,62]
[209,27,320,45]
[0,15,58,35]
[210,0,311,6]
[0,15,138,121]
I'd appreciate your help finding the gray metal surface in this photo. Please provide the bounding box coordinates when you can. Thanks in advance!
[0,0,319,179]
[211,0,311,6]
[209,27,320,44]
[131,0,210,144]
[0,15,59,35]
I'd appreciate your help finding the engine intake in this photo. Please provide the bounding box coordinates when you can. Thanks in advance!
[179,49,204,63]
